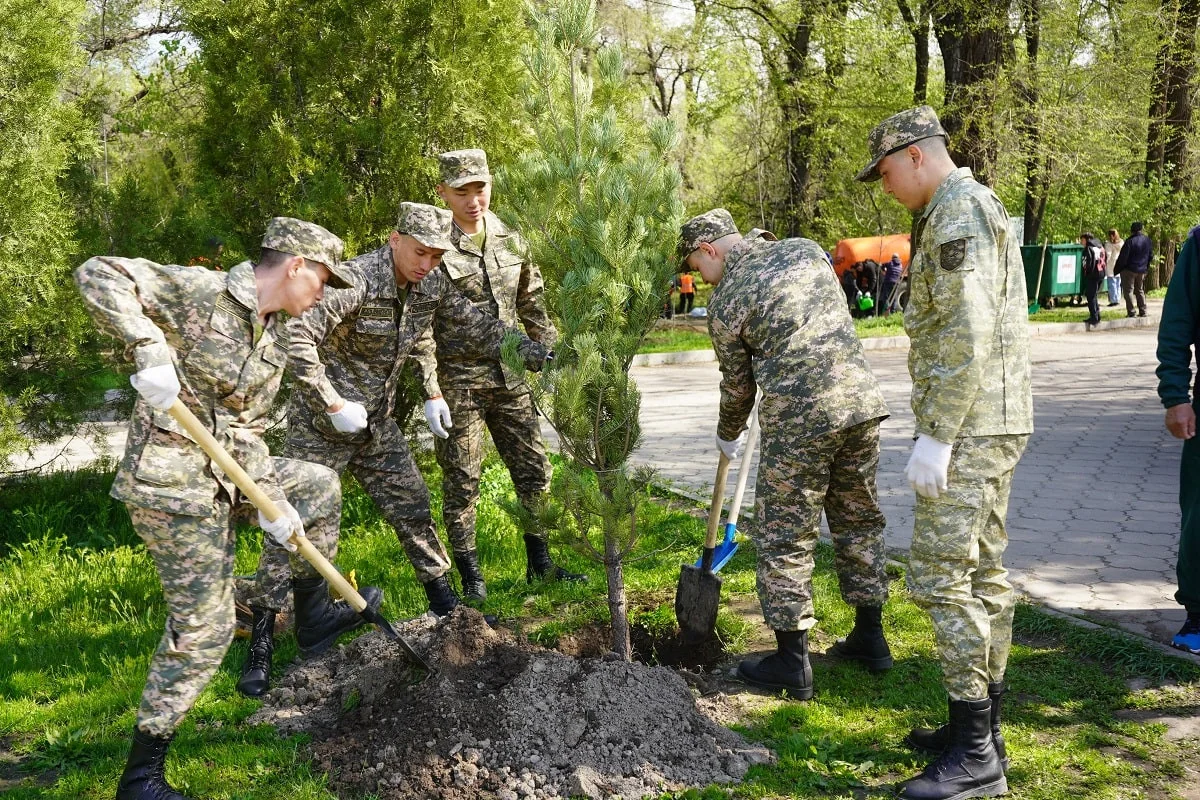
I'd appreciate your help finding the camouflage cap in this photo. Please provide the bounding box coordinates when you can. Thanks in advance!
[438,149,491,188]
[261,217,353,289]
[855,105,948,182]
[677,208,739,261]
[396,202,455,251]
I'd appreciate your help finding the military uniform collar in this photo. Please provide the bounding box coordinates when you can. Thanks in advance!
[226,261,263,317]
[919,167,973,220]
[451,219,484,256]
[724,229,778,273]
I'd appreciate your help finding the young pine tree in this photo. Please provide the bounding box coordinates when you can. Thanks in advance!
[500,0,683,660]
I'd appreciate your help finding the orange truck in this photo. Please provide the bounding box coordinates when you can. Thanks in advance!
[831,234,911,279]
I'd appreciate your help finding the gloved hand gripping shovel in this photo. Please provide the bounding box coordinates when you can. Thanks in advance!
[167,400,433,673]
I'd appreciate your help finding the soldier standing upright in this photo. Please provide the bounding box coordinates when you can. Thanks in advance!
[678,209,892,700]
[857,106,1033,800]
[76,219,381,800]
[236,203,552,695]
[411,149,585,602]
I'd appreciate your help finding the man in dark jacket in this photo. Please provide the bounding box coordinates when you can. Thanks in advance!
[880,253,904,315]
[1155,225,1200,655]
[1114,221,1152,317]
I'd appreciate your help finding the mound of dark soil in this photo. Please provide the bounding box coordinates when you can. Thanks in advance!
[251,608,772,799]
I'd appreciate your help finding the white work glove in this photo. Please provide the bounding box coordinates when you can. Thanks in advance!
[129,364,181,410]
[905,434,954,499]
[327,399,369,434]
[423,396,453,439]
[258,501,305,553]
[716,431,748,461]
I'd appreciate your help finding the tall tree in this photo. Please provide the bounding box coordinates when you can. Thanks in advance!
[0,0,98,470]
[501,0,683,661]
[1145,0,1200,285]
[185,0,530,252]
[895,0,931,104]
[1017,0,1049,244]
[933,0,1011,185]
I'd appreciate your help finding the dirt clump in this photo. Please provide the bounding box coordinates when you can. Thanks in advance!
[251,607,772,799]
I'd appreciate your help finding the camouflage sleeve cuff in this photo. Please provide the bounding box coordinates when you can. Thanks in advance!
[316,379,342,411]
[133,340,173,372]
[422,374,442,400]
[914,419,955,443]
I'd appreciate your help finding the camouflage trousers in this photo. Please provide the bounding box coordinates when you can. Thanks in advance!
[754,418,889,632]
[238,412,451,612]
[435,384,551,553]
[907,434,1028,701]
[128,457,340,736]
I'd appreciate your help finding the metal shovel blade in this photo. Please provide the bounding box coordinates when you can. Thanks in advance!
[359,604,435,673]
[675,562,722,642]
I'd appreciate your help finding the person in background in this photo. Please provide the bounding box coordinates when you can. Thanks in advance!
[1081,232,1106,328]
[880,252,904,315]
[1114,221,1151,318]
[675,269,696,315]
[1104,228,1124,307]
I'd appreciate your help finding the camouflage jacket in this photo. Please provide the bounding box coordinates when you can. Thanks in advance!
[74,258,288,516]
[411,212,557,396]
[708,230,889,443]
[905,168,1034,440]
[287,243,519,440]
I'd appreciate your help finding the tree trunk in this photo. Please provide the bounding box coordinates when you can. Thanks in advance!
[1145,0,1200,288]
[933,0,1011,185]
[604,524,631,660]
[775,17,815,238]
[1017,0,1047,244]
[896,0,930,104]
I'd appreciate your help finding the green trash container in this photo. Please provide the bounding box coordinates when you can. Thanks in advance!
[1021,244,1083,303]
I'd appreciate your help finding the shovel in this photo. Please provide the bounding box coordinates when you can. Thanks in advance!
[167,400,433,672]
[1028,240,1048,314]
[696,408,758,574]
[675,451,734,642]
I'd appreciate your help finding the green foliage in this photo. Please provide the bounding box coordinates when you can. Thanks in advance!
[498,0,684,659]
[185,0,531,255]
[0,0,103,467]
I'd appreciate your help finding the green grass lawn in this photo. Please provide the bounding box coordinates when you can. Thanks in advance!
[2,452,1197,798]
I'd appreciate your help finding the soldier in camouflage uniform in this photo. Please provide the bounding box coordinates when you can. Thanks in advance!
[76,219,383,800]
[239,202,551,670]
[411,149,585,603]
[678,208,891,700]
[858,106,1033,800]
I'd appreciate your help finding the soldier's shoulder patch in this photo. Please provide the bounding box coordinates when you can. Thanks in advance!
[940,239,968,271]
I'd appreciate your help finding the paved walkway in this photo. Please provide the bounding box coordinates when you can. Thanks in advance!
[621,322,1197,657]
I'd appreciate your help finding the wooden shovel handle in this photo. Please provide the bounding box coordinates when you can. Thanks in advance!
[167,400,367,613]
[705,453,733,550]
[725,408,760,529]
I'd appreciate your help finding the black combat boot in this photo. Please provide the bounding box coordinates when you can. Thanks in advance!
[292,577,383,658]
[422,574,462,617]
[906,682,1008,770]
[826,605,893,672]
[736,630,814,699]
[236,607,276,697]
[453,549,487,603]
[524,534,588,583]
[898,698,1008,799]
[115,727,192,800]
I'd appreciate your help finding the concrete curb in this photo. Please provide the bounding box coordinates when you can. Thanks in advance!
[633,311,1163,365]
